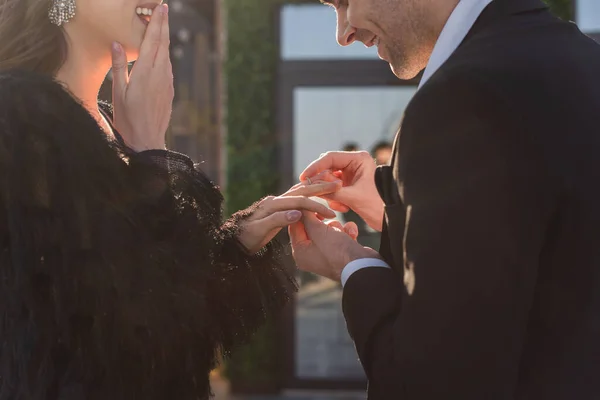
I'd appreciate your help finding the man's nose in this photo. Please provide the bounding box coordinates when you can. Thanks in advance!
[336,12,356,46]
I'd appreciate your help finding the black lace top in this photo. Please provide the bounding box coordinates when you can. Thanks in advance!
[0,70,296,400]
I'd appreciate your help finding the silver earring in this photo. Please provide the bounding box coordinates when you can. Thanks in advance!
[48,0,76,26]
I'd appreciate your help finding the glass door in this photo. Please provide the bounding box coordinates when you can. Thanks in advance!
[292,86,416,382]
[276,2,419,390]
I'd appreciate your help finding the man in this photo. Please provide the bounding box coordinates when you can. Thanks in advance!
[371,140,393,166]
[342,141,360,152]
[289,0,600,398]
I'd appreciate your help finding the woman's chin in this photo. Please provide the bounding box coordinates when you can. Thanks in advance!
[118,35,143,61]
[126,51,140,62]
[120,43,140,62]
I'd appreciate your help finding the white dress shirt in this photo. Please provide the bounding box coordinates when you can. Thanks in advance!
[341,0,494,287]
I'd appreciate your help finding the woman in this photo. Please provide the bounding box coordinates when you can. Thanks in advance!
[0,0,349,398]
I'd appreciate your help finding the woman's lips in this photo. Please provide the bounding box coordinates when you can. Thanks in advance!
[135,5,158,25]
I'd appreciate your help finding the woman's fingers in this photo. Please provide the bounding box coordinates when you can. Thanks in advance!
[240,211,302,252]
[284,180,341,198]
[255,196,335,220]
[110,3,173,152]
[323,197,350,213]
[285,169,338,193]
[256,210,302,234]
[137,4,166,67]
[291,170,340,190]
[306,169,340,184]
[286,179,334,193]
[240,205,358,253]
[281,180,350,213]
[155,4,171,68]
[110,42,129,105]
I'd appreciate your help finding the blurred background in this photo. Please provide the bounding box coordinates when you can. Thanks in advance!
[99,0,597,397]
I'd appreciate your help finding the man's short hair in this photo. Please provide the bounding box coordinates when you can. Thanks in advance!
[371,140,392,156]
[342,142,360,152]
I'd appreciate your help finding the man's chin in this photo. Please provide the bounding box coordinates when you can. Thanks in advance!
[389,61,422,81]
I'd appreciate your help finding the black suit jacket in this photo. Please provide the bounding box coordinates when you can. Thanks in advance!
[342,0,600,398]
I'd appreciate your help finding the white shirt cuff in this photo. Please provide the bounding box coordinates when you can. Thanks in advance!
[341,258,391,287]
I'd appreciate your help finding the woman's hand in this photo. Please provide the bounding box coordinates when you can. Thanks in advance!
[237,179,343,253]
[111,4,173,151]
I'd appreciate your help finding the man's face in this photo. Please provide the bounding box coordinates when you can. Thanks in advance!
[375,147,392,165]
[321,0,445,79]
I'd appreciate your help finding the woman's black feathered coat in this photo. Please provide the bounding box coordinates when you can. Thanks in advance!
[0,70,296,399]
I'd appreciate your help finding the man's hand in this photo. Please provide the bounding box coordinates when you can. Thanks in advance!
[290,212,381,282]
[300,151,384,231]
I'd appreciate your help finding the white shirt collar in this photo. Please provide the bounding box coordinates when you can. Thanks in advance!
[418,0,494,89]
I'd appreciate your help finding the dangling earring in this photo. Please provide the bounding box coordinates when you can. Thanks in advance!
[48,0,76,26]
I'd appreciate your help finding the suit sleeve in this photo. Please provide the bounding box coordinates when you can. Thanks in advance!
[342,70,557,399]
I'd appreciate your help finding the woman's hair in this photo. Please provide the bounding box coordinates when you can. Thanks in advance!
[0,0,67,74]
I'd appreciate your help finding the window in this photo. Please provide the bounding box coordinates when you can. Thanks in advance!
[280,4,379,60]
[576,0,600,33]
[293,87,415,178]
[292,86,417,380]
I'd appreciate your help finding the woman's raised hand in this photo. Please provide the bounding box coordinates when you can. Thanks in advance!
[111,4,173,152]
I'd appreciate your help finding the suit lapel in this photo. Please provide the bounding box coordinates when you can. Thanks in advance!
[375,122,406,272]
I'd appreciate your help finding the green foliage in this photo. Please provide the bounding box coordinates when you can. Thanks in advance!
[223,0,313,389]
[221,321,280,388]
[543,0,573,20]
[222,0,293,390]
[224,0,309,215]
[224,0,278,216]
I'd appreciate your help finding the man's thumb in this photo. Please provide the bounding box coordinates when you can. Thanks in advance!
[301,211,326,240]
[111,42,128,99]
[321,188,352,210]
